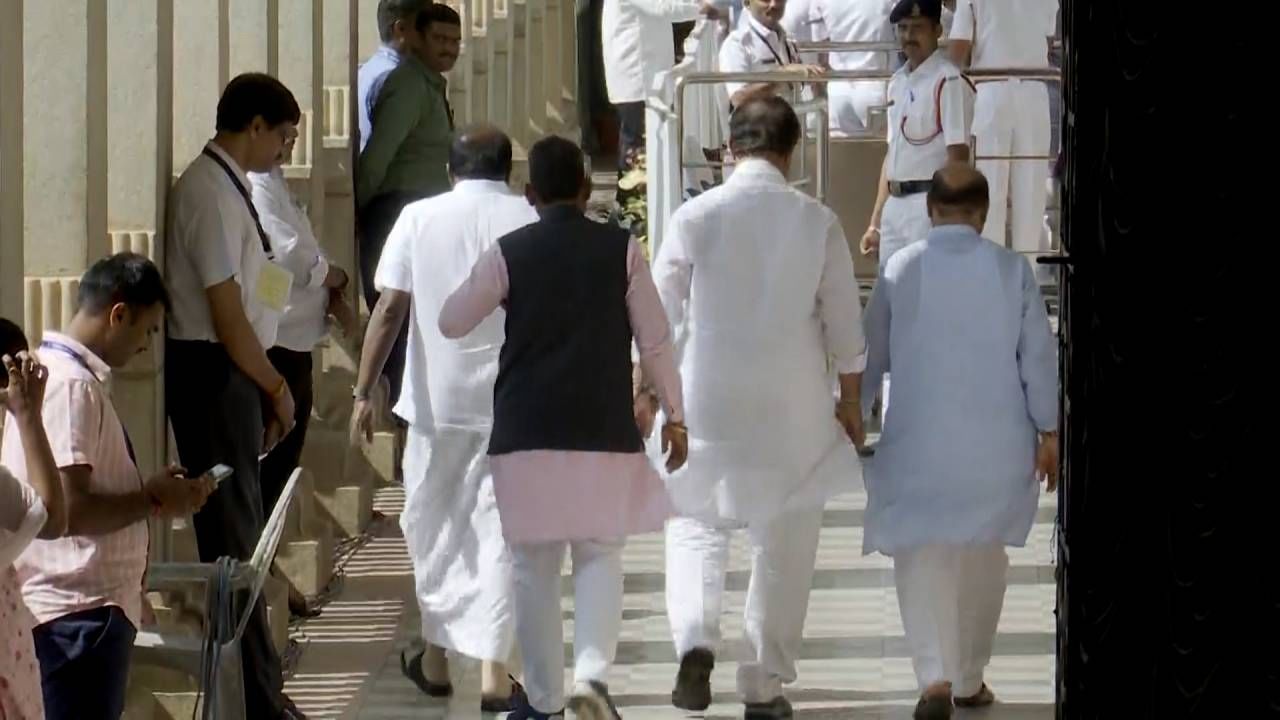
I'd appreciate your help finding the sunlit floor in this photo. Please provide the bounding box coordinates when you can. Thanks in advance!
[281,480,1057,719]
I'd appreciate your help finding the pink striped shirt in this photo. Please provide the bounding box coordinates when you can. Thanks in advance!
[440,236,685,544]
[0,332,147,629]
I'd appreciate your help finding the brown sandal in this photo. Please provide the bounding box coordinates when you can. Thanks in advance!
[954,683,995,708]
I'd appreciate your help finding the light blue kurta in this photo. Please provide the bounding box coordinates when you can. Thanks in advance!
[860,224,1057,556]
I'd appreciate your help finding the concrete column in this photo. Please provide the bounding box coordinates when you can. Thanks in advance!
[173,0,230,172]
[558,0,578,137]
[542,0,563,129]
[230,0,278,77]
[510,0,530,147]
[107,0,175,477]
[322,0,355,146]
[22,0,109,279]
[280,0,326,232]
[488,0,514,133]
[0,1,23,326]
[524,0,548,138]
[460,0,489,127]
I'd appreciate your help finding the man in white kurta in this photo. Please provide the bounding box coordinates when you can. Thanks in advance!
[652,96,867,720]
[860,164,1057,718]
[349,127,537,713]
[949,0,1057,256]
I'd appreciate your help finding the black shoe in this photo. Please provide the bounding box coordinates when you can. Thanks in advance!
[912,692,953,720]
[671,647,715,711]
[399,648,453,698]
[280,696,309,720]
[506,696,564,720]
[744,696,793,720]
[481,676,528,713]
[567,680,622,720]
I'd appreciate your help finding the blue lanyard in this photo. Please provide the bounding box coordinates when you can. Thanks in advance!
[39,340,138,468]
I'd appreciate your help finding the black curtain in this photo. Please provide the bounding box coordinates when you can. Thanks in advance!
[1056,2,1274,717]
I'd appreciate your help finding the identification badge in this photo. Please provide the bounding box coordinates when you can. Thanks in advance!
[255,261,293,313]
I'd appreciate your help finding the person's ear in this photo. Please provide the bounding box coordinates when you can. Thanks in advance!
[109,302,129,329]
[524,183,537,206]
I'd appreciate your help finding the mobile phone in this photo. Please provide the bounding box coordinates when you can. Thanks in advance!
[206,464,234,485]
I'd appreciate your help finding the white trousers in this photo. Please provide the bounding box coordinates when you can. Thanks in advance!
[894,544,1009,698]
[975,82,1051,254]
[665,509,824,703]
[879,192,931,272]
[511,538,625,714]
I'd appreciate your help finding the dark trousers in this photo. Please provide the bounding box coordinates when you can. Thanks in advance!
[615,100,645,173]
[263,347,314,515]
[358,191,423,409]
[33,605,136,720]
[165,339,285,718]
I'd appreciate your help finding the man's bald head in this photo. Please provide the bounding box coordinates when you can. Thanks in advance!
[927,163,990,231]
[449,124,513,183]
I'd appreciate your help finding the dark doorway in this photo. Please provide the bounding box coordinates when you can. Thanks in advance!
[1056,2,1272,717]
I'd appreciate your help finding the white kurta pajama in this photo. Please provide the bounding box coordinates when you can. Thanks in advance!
[374,179,538,663]
[653,159,867,703]
[860,224,1057,697]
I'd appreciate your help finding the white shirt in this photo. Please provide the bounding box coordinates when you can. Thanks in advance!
[810,0,896,133]
[374,179,538,431]
[603,0,704,104]
[652,158,866,524]
[718,14,802,99]
[166,142,281,348]
[886,50,973,181]
[950,0,1057,70]
[249,168,332,352]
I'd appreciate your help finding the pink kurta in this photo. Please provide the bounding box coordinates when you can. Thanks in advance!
[440,236,685,544]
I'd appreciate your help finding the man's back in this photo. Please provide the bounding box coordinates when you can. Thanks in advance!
[376,180,537,429]
[861,224,1056,552]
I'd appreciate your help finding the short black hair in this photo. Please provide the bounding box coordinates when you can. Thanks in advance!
[417,2,461,32]
[928,165,990,212]
[729,95,802,158]
[0,318,27,357]
[215,73,302,133]
[528,135,586,203]
[77,253,172,316]
[450,126,513,181]
[377,0,432,42]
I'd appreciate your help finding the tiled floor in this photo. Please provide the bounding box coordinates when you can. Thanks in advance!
[284,484,1058,719]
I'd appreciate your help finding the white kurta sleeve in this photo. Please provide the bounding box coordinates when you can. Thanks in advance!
[859,270,891,418]
[949,0,975,41]
[629,0,702,21]
[940,74,973,147]
[1016,261,1058,432]
[651,211,695,363]
[252,174,329,289]
[374,213,415,294]
[816,215,867,374]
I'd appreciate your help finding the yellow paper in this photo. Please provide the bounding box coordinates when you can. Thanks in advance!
[255,262,293,313]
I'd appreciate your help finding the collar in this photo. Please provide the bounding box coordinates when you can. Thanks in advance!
[905,49,945,79]
[403,52,448,90]
[377,44,401,62]
[452,179,515,196]
[40,331,112,383]
[746,13,785,42]
[927,223,983,243]
[537,203,584,221]
[727,157,788,186]
[202,141,251,193]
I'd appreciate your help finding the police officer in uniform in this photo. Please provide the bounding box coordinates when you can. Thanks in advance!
[860,0,972,268]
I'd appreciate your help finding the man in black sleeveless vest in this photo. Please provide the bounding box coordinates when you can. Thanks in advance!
[440,135,687,720]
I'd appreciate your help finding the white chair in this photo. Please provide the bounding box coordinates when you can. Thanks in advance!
[133,467,303,720]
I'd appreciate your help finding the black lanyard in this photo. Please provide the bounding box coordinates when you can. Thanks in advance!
[750,26,796,67]
[39,341,138,469]
[201,147,276,261]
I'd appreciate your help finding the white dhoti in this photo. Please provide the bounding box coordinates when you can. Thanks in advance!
[400,426,515,663]
[665,508,824,703]
[894,543,1009,698]
[511,538,625,714]
[974,81,1051,255]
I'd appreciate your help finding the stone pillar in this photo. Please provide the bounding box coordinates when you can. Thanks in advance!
[510,0,530,147]
[524,0,548,138]
[174,0,230,172]
[558,0,578,138]
[279,0,326,231]
[0,1,23,327]
[230,0,278,77]
[107,0,174,478]
[543,0,564,130]
[488,0,514,133]
[22,0,109,283]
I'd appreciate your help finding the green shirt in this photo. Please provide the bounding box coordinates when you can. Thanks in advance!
[356,53,454,207]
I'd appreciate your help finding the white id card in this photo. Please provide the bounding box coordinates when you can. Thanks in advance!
[255,261,293,313]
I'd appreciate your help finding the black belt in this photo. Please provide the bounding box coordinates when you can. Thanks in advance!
[888,180,932,197]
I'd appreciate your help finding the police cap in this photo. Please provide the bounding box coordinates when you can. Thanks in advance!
[889,0,942,23]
